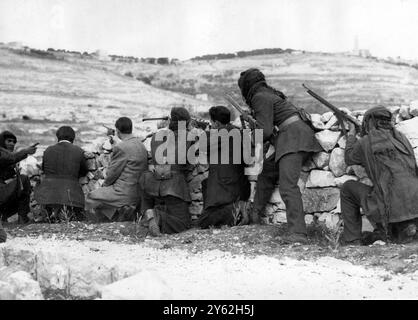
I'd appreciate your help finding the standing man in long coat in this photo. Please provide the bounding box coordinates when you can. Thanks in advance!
[238,68,322,244]
[341,106,418,245]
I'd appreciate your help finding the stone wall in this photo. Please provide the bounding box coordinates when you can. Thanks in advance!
[260,101,418,229]
[19,101,418,227]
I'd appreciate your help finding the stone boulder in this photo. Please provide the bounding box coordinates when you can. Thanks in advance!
[315,130,341,152]
[360,177,373,186]
[269,188,286,209]
[362,216,375,232]
[302,187,340,213]
[312,152,330,169]
[399,105,411,120]
[329,148,347,177]
[324,115,339,129]
[396,117,418,148]
[100,270,173,299]
[310,113,326,130]
[0,281,16,300]
[270,209,287,224]
[410,100,418,117]
[6,271,43,300]
[19,156,40,177]
[337,136,346,149]
[306,170,336,188]
[305,214,314,226]
[317,212,342,231]
[320,111,333,123]
[334,175,357,187]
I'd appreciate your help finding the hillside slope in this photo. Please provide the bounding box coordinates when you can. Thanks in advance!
[114,52,418,112]
[0,48,211,148]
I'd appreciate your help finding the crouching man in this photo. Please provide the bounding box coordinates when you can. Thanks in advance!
[85,117,148,221]
[340,106,418,245]
[0,131,37,224]
[139,107,193,236]
[197,106,251,228]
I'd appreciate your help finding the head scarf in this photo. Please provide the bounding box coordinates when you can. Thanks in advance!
[0,130,17,149]
[238,68,286,105]
[361,106,393,136]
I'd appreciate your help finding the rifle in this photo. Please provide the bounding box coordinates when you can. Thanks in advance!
[302,84,361,135]
[142,117,169,121]
[223,93,260,129]
[142,116,210,130]
[102,125,115,136]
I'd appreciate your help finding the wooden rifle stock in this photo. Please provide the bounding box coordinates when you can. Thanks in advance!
[302,84,361,129]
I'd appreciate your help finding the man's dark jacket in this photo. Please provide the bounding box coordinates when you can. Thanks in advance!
[34,142,88,208]
[345,129,418,224]
[203,124,250,209]
[139,128,191,202]
[247,86,322,162]
[0,147,28,205]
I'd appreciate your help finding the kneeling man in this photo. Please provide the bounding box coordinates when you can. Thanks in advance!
[86,117,148,221]
[341,106,418,245]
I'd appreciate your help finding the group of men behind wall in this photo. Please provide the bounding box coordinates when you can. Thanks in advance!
[1,68,418,246]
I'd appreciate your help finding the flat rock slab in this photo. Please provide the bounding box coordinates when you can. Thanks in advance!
[1,238,418,299]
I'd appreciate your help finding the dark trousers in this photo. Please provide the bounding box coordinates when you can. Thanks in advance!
[0,174,31,221]
[253,152,308,234]
[197,203,235,229]
[341,180,418,242]
[0,223,6,243]
[340,180,372,242]
[142,193,191,234]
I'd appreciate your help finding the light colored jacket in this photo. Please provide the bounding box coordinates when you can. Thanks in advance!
[87,136,148,213]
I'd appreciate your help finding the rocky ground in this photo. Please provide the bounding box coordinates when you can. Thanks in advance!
[4,221,418,275]
[2,221,418,300]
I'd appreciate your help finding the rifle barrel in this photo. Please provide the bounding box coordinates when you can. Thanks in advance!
[142,117,169,121]
[302,84,361,127]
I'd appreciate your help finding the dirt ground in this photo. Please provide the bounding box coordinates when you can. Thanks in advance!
[4,221,418,276]
[4,221,418,299]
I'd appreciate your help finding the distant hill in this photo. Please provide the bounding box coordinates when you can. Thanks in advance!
[1,43,418,148]
[0,47,211,148]
[110,51,418,113]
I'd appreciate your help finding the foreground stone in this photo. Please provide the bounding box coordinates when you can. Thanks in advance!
[6,271,43,300]
[410,100,418,117]
[302,187,340,213]
[315,130,341,152]
[0,280,16,300]
[334,175,357,187]
[306,170,336,188]
[2,238,418,299]
[100,270,173,300]
[329,148,347,177]
[396,117,418,149]
[312,152,330,169]
[317,212,341,232]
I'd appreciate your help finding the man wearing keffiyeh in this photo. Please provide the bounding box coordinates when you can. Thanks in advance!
[341,106,418,245]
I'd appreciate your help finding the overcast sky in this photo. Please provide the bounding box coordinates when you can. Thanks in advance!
[0,0,417,60]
